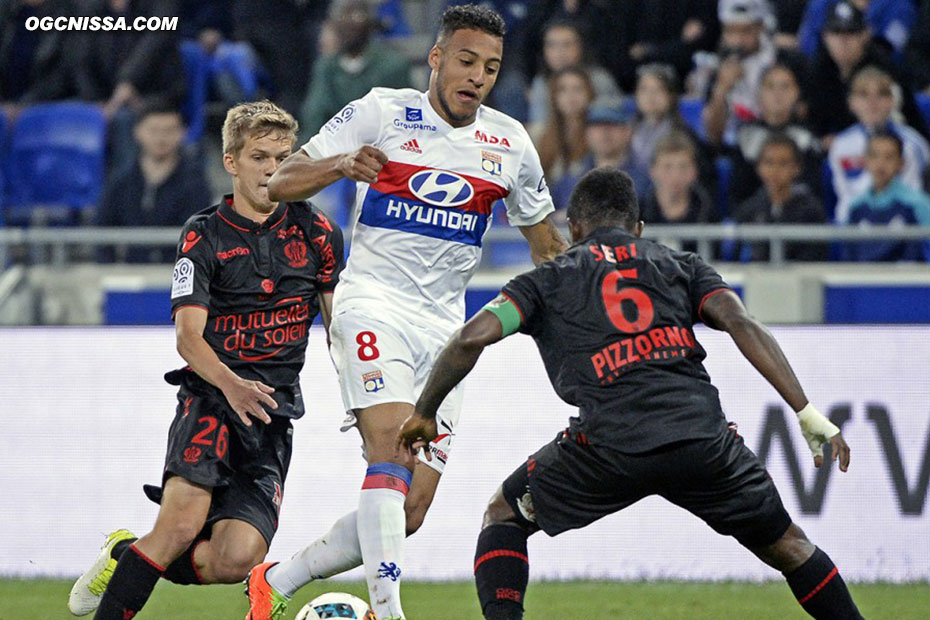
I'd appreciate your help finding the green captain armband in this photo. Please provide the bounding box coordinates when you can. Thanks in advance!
[482,293,522,337]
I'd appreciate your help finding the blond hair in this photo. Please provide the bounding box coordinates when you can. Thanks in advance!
[222,100,299,156]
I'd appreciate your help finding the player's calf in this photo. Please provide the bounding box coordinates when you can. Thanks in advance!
[403,463,441,536]
[474,481,537,620]
[753,523,863,620]
[784,546,864,620]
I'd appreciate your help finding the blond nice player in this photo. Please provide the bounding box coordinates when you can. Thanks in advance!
[244,5,566,620]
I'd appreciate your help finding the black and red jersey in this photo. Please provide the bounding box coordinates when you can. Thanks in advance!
[169,195,344,418]
[502,227,731,452]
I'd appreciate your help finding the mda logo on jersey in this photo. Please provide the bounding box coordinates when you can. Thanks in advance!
[408,170,475,207]
[362,370,384,393]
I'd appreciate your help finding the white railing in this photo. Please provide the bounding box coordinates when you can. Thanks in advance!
[1,224,929,266]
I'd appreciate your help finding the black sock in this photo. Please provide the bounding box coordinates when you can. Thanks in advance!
[93,544,164,620]
[785,547,863,620]
[162,539,205,585]
[474,524,529,620]
[110,538,137,561]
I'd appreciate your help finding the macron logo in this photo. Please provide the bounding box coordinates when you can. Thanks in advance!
[400,139,422,154]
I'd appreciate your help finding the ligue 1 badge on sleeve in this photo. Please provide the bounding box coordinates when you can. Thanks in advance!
[481,150,502,176]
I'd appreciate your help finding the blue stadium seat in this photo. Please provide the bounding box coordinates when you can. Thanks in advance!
[180,40,209,144]
[3,102,106,225]
[679,98,705,139]
[484,201,531,267]
[916,92,930,133]
[212,42,262,101]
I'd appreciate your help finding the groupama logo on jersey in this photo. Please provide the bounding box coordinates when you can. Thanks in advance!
[408,170,474,207]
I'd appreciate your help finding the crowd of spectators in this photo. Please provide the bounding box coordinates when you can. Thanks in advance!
[1,0,929,264]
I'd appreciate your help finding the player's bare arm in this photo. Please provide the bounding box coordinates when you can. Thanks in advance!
[520,215,569,265]
[319,291,335,347]
[701,290,850,471]
[399,310,504,454]
[267,146,388,201]
[174,306,276,426]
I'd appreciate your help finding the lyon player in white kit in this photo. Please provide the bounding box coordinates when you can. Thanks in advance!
[245,6,566,619]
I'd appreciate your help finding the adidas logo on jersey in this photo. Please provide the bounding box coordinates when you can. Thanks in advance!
[400,139,422,154]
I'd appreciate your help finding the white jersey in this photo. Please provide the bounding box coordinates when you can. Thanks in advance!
[303,87,554,334]
[829,121,930,223]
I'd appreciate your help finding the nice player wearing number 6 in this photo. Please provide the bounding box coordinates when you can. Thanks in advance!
[400,168,863,620]
[244,5,566,620]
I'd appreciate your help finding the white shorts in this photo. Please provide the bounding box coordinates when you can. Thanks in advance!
[329,306,463,474]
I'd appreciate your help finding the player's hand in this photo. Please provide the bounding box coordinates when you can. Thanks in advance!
[826,432,851,472]
[220,376,276,426]
[338,145,388,185]
[796,403,848,471]
[397,412,438,461]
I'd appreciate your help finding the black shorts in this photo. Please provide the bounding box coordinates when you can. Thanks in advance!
[163,376,293,546]
[502,428,791,548]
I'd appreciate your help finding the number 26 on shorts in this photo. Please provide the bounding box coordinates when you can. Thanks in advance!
[356,331,380,361]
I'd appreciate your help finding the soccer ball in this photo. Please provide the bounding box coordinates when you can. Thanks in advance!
[295,592,375,620]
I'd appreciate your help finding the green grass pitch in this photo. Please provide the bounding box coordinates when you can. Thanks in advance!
[1,579,928,619]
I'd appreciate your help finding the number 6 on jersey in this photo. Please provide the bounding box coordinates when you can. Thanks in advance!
[601,268,655,333]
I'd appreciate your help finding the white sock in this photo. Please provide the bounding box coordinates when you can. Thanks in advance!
[266,511,363,597]
[357,463,412,620]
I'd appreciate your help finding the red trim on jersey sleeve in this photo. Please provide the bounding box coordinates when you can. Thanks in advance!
[697,288,732,323]
[171,303,209,320]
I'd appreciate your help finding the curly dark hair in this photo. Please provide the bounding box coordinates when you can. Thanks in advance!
[437,4,506,44]
[567,167,640,231]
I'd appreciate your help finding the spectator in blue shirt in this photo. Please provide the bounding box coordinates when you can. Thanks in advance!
[549,99,649,215]
[798,0,916,60]
[844,129,930,261]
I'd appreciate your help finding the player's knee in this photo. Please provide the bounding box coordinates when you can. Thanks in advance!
[756,522,816,572]
[211,542,266,582]
[153,519,203,557]
[482,488,520,528]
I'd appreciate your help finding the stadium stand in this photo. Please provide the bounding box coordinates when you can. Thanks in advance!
[0,111,6,217]
[918,92,930,129]
[179,40,210,145]
[678,97,705,139]
[2,103,106,226]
